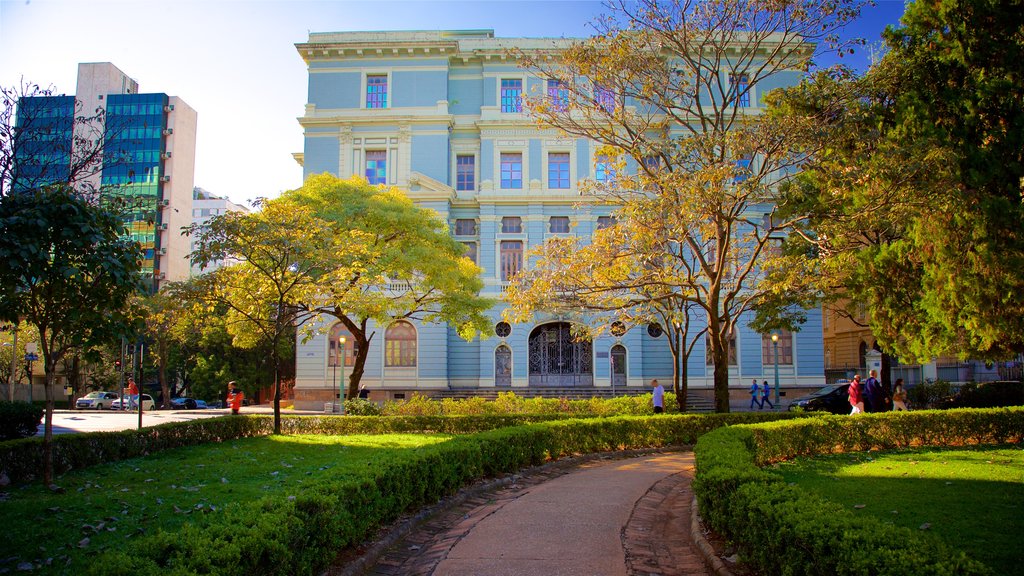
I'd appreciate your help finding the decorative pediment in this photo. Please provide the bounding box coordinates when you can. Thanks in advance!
[406,171,455,202]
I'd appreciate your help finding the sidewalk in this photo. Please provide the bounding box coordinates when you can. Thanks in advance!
[331,451,720,576]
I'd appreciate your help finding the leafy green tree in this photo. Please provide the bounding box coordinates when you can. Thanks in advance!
[189,200,324,433]
[511,0,864,411]
[282,175,493,400]
[774,0,1024,361]
[0,186,142,484]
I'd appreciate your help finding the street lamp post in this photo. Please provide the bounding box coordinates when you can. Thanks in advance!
[332,337,345,413]
[771,332,780,409]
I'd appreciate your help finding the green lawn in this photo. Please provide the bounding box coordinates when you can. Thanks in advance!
[0,433,452,575]
[774,444,1024,575]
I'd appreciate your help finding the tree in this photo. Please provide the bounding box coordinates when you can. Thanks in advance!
[281,175,493,399]
[774,0,1024,362]
[0,186,142,485]
[189,200,325,434]
[1,81,112,198]
[512,0,864,411]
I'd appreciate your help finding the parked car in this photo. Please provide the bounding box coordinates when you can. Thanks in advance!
[109,394,156,411]
[76,391,120,410]
[787,384,850,415]
[170,397,208,410]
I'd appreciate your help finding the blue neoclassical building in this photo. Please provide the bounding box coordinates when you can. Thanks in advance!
[291,30,823,409]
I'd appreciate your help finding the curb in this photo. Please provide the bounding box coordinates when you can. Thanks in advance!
[691,496,733,576]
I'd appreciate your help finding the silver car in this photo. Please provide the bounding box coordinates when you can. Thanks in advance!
[76,391,120,410]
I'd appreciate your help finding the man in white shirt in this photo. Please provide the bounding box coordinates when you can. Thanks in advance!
[651,379,665,414]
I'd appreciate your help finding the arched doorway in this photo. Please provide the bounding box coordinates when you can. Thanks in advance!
[495,345,512,387]
[528,322,593,387]
[611,345,627,388]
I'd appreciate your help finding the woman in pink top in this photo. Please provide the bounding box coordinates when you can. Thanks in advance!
[848,378,864,414]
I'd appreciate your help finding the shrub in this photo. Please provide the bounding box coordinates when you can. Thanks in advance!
[694,408,1023,576]
[935,380,1024,409]
[906,379,955,409]
[85,411,797,576]
[343,398,382,415]
[0,401,43,441]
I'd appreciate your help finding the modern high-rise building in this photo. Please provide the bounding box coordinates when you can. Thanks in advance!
[13,62,197,291]
[190,187,250,276]
[290,30,825,409]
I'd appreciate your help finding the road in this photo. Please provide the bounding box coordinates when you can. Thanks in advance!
[37,408,231,435]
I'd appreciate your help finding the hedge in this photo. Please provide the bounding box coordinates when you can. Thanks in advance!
[693,407,1024,576]
[0,414,589,485]
[83,412,796,576]
[0,401,43,441]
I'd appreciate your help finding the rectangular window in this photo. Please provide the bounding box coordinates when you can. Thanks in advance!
[460,241,477,264]
[547,79,569,110]
[596,215,616,230]
[500,79,522,113]
[734,157,751,182]
[730,74,750,108]
[762,331,794,366]
[595,156,615,183]
[454,218,477,236]
[548,152,570,189]
[500,152,522,189]
[501,216,522,234]
[456,155,475,191]
[365,150,387,185]
[366,75,388,109]
[595,85,616,113]
[500,240,523,281]
[549,216,570,233]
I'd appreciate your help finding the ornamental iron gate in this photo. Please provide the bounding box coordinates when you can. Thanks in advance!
[495,345,512,387]
[611,344,627,388]
[528,322,593,387]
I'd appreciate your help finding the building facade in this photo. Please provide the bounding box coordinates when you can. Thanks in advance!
[14,62,197,290]
[190,187,251,276]
[291,30,825,409]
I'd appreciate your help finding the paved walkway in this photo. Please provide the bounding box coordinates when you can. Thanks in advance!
[328,451,715,576]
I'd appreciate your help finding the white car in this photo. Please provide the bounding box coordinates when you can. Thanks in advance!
[76,391,120,410]
[109,394,156,411]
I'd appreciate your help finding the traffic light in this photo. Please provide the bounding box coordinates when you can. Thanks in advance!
[115,359,122,370]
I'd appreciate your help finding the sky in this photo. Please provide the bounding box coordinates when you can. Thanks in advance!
[0,0,907,207]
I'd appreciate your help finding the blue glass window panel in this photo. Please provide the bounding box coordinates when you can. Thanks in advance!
[548,80,569,110]
[595,85,616,113]
[365,150,387,184]
[500,153,522,189]
[595,157,616,183]
[500,79,522,113]
[730,74,750,107]
[735,157,751,182]
[456,155,475,190]
[548,152,570,188]
[367,75,388,109]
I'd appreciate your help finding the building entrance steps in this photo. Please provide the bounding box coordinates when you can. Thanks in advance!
[327,451,722,576]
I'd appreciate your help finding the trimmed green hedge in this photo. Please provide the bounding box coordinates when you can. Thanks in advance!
[693,408,1024,576]
[0,414,586,484]
[85,412,796,576]
[0,401,43,441]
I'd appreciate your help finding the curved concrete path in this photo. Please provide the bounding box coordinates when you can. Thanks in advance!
[338,452,714,576]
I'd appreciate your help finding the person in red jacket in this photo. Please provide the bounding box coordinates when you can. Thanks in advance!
[126,377,139,410]
[848,376,864,414]
[227,381,244,415]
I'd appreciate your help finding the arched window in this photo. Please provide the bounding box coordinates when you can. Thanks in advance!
[328,323,357,367]
[858,341,868,368]
[385,321,417,367]
[761,331,793,365]
[495,345,512,387]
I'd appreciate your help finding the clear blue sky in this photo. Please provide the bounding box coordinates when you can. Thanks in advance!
[0,0,907,206]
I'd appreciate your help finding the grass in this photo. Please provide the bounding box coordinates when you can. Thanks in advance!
[0,433,452,575]
[774,444,1024,575]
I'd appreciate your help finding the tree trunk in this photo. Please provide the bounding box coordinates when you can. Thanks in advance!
[346,330,371,399]
[708,323,731,413]
[680,348,689,412]
[272,336,282,435]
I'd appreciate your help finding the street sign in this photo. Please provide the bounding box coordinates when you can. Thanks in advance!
[25,353,38,361]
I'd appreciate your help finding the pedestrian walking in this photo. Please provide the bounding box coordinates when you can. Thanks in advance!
[750,379,762,410]
[864,369,883,412]
[651,379,665,414]
[126,377,139,410]
[227,381,245,415]
[849,376,865,414]
[760,380,774,409]
[892,378,909,411]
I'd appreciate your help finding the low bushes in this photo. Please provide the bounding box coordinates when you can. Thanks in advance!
[694,408,1024,575]
[0,401,43,441]
[935,380,1024,409]
[346,390,675,417]
[0,414,578,484]
[86,412,794,576]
